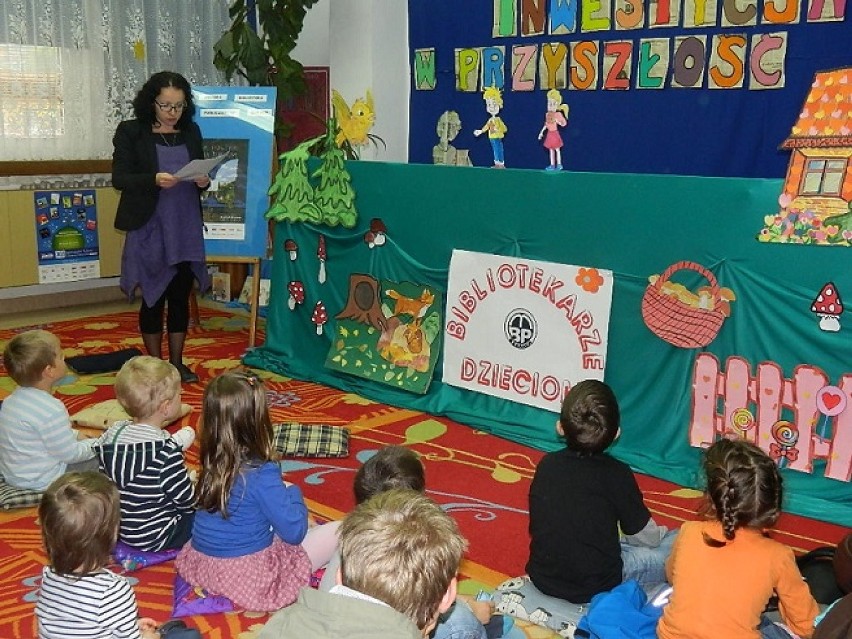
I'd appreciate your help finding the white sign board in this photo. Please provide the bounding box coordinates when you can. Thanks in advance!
[442,250,614,412]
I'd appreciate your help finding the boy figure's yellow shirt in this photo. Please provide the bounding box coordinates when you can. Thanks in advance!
[482,116,507,139]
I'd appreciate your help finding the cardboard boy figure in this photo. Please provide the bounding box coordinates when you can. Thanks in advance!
[474,86,507,168]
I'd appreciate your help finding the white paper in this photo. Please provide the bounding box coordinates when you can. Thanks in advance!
[174,154,229,181]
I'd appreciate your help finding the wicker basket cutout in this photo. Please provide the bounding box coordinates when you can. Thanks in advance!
[641,261,726,348]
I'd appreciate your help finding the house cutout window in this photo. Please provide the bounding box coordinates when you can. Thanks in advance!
[801,158,846,196]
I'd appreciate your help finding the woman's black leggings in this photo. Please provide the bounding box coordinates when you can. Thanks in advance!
[139,262,195,334]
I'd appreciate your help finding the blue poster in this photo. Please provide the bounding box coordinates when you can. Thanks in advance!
[408,0,851,178]
[33,189,100,283]
[193,86,276,258]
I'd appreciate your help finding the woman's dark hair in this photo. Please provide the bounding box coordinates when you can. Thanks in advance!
[131,70,196,128]
[39,472,120,576]
[353,445,425,504]
[702,438,783,543]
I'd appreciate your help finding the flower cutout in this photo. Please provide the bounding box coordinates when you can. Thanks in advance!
[575,268,604,293]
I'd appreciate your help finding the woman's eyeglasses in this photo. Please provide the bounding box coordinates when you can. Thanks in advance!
[155,101,186,113]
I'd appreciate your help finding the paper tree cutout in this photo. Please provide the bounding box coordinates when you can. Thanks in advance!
[313,132,358,228]
[266,138,322,223]
[264,125,359,229]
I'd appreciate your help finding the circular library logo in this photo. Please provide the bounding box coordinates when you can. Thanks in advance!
[504,308,537,349]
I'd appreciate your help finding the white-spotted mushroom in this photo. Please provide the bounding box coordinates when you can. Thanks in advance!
[811,282,843,332]
[287,281,305,310]
[311,300,328,335]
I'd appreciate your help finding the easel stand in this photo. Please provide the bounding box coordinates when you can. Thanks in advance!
[193,255,262,347]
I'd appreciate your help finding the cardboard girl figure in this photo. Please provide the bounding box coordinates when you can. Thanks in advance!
[538,89,569,171]
[473,86,507,168]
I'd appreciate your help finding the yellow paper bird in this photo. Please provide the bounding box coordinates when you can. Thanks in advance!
[332,89,376,147]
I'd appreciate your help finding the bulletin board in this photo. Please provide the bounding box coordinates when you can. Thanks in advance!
[407,0,852,178]
[192,86,276,259]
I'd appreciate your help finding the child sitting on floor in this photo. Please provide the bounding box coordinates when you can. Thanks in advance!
[36,471,201,639]
[319,445,503,638]
[0,329,99,491]
[495,379,675,636]
[657,438,820,639]
[175,370,337,611]
[97,355,196,551]
[257,489,467,638]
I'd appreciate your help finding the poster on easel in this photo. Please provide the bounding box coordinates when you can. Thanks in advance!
[192,86,276,259]
[33,189,100,284]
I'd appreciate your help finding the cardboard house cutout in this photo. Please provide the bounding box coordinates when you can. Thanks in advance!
[759,68,852,247]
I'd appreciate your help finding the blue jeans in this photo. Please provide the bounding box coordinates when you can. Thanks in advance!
[758,615,795,639]
[432,598,487,639]
[489,138,504,165]
[621,528,678,593]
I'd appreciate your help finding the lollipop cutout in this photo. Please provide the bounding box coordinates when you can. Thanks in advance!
[730,408,755,438]
[816,386,847,417]
[769,420,799,466]
[814,385,847,439]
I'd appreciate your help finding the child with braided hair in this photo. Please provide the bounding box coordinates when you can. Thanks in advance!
[658,438,820,639]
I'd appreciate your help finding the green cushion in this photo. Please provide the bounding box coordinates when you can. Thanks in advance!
[272,422,350,458]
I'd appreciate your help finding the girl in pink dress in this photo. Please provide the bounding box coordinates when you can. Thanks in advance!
[175,372,337,611]
[538,89,569,171]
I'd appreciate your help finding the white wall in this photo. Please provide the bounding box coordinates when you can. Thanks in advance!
[294,0,409,162]
[291,0,330,66]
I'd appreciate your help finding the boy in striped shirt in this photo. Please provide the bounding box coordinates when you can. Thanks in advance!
[36,471,160,639]
[0,329,100,490]
[97,356,196,551]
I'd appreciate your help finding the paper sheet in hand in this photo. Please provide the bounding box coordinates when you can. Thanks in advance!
[174,154,229,181]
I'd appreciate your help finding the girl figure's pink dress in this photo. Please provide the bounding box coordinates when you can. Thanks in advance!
[543,111,567,149]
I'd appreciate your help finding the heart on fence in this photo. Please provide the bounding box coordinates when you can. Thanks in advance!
[816,385,847,417]
[824,393,842,411]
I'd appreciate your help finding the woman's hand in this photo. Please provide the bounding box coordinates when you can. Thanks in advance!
[194,175,210,188]
[155,172,179,189]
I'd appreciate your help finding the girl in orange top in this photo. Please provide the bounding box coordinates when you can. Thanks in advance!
[657,439,819,639]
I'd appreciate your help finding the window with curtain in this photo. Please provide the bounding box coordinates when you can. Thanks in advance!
[0,0,231,161]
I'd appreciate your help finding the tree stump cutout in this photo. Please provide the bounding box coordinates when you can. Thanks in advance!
[336,274,386,331]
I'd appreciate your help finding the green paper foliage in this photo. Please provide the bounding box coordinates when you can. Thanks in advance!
[265,126,358,228]
[312,144,357,228]
[266,139,322,223]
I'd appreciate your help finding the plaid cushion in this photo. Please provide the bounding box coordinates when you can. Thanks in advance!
[0,474,43,510]
[272,423,350,458]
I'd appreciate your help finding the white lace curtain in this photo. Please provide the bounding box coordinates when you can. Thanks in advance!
[0,0,231,161]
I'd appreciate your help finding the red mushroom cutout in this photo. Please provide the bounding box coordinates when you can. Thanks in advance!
[311,300,328,335]
[317,235,327,284]
[284,239,298,261]
[811,282,843,332]
[287,281,305,310]
[363,218,388,249]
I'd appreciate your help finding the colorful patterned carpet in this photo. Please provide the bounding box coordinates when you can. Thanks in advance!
[0,306,847,638]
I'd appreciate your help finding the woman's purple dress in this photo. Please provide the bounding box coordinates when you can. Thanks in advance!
[120,142,210,307]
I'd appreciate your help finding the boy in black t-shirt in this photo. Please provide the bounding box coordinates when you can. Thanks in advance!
[494,380,676,636]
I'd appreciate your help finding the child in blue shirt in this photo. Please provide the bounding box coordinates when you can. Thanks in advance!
[0,329,98,490]
[176,371,337,611]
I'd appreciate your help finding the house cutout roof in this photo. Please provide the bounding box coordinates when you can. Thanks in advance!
[782,67,852,149]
